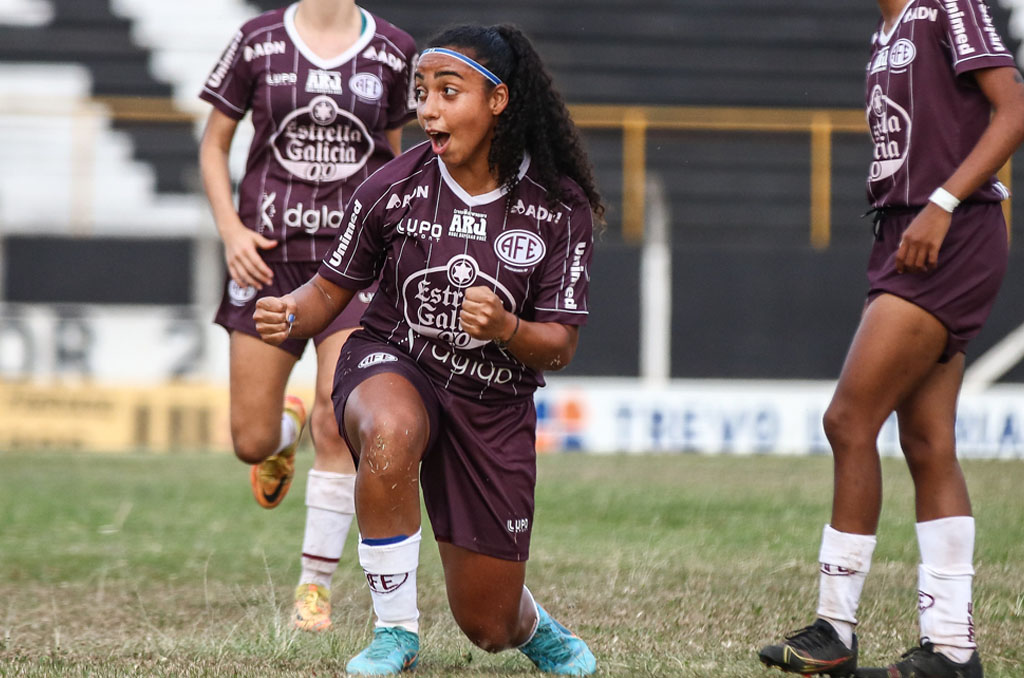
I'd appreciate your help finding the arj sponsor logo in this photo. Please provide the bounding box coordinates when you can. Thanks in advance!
[306,69,343,95]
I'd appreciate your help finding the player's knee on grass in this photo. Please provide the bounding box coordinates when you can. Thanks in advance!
[451,605,521,653]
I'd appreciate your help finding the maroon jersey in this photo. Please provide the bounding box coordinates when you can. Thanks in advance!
[200,5,417,262]
[318,142,594,402]
[865,0,1015,208]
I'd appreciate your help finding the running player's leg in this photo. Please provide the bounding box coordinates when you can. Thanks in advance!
[855,354,980,676]
[438,543,595,675]
[229,331,299,463]
[759,293,947,675]
[229,332,307,509]
[343,371,430,676]
[293,328,359,631]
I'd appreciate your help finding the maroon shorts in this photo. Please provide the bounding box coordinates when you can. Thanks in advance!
[332,331,537,561]
[867,202,1008,361]
[214,261,375,358]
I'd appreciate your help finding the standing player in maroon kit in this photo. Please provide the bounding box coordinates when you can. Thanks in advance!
[759,1,1024,677]
[198,0,419,634]
[254,24,602,676]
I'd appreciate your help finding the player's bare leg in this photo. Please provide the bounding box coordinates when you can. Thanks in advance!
[343,373,429,675]
[856,353,981,676]
[895,354,970,522]
[228,332,305,508]
[293,329,360,631]
[826,294,948,535]
[760,294,947,675]
[437,543,595,675]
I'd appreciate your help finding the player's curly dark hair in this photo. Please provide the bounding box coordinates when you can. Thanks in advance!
[427,24,605,222]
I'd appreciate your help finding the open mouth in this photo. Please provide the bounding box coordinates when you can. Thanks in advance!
[427,131,451,154]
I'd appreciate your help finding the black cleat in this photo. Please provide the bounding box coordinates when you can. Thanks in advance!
[759,618,857,676]
[855,642,982,678]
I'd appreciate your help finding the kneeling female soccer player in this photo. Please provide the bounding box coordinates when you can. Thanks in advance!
[255,23,604,676]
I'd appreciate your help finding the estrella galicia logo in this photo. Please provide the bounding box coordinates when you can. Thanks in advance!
[228,280,257,306]
[918,590,935,612]
[358,352,398,369]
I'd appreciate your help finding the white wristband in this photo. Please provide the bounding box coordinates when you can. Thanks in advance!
[928,187,960,213]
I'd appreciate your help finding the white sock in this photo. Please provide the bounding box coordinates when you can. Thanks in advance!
[358,529,421,634]
[515,587,541,649]
[816,524,877,649]
[917,516,977,664]
[274,412,298,455]
[298,470,356,589]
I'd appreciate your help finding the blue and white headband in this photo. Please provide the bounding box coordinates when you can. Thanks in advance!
[420,47,503,86]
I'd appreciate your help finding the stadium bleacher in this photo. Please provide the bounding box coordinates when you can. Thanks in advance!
[2,0,1022,243]
[2,1,1024,378]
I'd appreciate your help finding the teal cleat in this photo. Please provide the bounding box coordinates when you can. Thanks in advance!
[346,627,419,676]
[518,604,596,676]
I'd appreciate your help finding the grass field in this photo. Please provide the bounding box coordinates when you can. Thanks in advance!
[1,451,1022,677]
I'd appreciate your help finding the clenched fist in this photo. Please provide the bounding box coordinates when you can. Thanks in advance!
[254,295,298,345]
[459,286,516,343]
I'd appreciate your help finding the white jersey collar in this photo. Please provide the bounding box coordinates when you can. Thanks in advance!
[437,153,531,207]
[284,3,376,71]
[876,0,914,47]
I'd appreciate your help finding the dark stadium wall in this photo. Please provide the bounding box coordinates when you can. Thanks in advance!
[3,237,193,306]
[6,234,1024,382]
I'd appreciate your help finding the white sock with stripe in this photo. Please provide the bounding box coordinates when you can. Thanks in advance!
[816,524,877,649]
[298,470,356,589]
[358,529,421,634]
[917,516,977,664]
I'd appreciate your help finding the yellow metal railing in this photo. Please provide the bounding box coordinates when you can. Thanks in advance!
[16,97,1016,245]
[568,104,1013,246]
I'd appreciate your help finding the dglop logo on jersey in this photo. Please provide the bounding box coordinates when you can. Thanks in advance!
[402,254,515,349]
[270,95,374,182]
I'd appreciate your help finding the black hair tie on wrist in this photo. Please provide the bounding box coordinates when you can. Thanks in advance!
[494,315,520,349]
